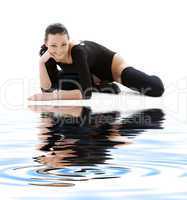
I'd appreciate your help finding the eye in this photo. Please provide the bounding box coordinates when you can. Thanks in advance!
[50,44,67,48]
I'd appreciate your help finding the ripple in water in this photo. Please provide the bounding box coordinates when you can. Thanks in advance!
[0,163,129,187]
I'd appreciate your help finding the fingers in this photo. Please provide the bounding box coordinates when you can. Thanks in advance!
[27,94,40,101]
[48,51,54,57]
[27,95,35,101]
[48,52,57,60]
[45,50,55,58]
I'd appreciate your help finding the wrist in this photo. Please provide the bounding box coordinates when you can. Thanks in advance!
[39,60,46,65]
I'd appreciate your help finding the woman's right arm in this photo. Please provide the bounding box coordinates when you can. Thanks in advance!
[39,49,58,92]
[39,60,52,91]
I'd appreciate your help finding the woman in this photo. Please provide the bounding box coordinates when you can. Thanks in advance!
[28,23,165,101]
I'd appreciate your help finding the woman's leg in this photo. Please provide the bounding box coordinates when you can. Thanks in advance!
[120,67,165,97]
[111,55,165,97]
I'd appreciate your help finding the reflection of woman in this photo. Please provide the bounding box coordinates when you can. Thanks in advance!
[28,23,165,101]
[30,105,165,168]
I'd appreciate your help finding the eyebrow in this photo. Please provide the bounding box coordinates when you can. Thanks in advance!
[50,43,67,45]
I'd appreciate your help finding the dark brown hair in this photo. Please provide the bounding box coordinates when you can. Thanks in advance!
[39,23,69,56]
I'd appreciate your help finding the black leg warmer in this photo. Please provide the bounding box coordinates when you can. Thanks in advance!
[121,67,165,97]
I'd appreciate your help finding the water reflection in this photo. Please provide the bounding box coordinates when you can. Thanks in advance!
[27,105,165,186]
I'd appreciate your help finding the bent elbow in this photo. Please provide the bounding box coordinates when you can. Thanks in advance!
[40,87,55,93]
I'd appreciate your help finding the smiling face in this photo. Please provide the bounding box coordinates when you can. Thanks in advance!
[45,33,70,60]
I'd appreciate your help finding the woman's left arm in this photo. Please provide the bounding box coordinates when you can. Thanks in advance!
[28,45,92,101]
[28,89,83,101]
[72,46,92,99]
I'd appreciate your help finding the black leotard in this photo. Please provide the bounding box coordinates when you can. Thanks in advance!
[40,40,117,98]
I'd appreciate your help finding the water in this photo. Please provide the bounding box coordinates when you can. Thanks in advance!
[1,104,187,199]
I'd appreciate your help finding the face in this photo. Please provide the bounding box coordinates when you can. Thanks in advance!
[45,33,69,60]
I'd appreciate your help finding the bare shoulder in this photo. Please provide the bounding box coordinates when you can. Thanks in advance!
[70,40,82,48]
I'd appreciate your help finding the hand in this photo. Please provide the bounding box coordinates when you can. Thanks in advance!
[39,50,56,64]
[27,93,53,101]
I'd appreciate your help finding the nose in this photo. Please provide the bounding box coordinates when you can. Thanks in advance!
[54,51,63,56]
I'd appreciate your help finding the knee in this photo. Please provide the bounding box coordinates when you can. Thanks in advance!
[147,75,165,97]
